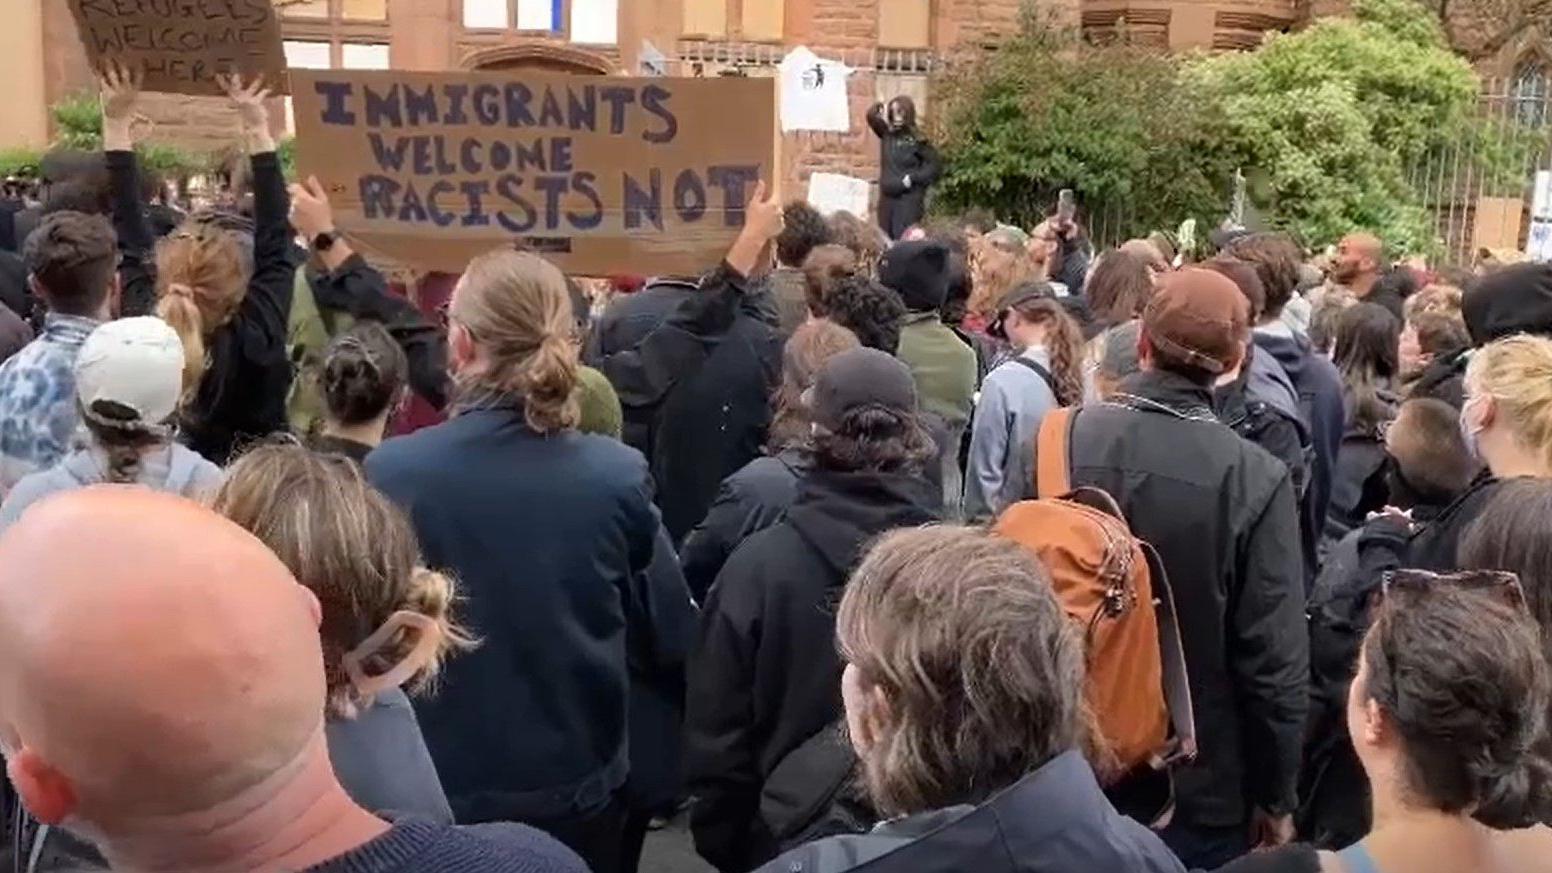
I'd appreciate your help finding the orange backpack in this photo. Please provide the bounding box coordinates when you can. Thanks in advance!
[994,407,1196,774]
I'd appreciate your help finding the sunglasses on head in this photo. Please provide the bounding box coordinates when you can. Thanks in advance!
[1377,568,1526,612]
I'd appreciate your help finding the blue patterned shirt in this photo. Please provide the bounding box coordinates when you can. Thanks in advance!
[0,314,102,493]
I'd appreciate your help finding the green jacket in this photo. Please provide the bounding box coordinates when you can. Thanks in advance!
[897,312,976,430]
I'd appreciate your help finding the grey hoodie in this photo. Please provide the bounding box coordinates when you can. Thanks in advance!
[0,442,223,533]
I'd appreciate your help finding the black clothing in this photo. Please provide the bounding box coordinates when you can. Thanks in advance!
[145,202,183,239]
[598,266,783,543]
[1060,370,1307,829]
[311,433,375,464]
[1463,261,1552,344]
[585,279,698,454]
[686,467,939,873]
[110,149,294,463]
[1324,392,1399,550]
[1407,348,1468,410]
[1215,357,1311,509]
[1299,510,1420,849]
[679,447,809,603]
[1407,472,1506,570]
[877,240,950,312]
[308,253,449,411]
[756,751,1187,873]
[865,104,940,240]
[0,249,30,324]
[1255,328,1347,588]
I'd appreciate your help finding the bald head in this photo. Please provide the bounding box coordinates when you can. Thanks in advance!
[1336,233,1384,285]
[0,489,327,824]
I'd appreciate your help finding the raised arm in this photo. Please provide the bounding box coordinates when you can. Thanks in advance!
[598,182,784,408]
[865,101,889,138]
[291,177,448,409]
[221,74,294,363]
[100,64,156,317]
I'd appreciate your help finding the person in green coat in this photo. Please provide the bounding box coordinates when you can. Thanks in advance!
[879,239,976,518]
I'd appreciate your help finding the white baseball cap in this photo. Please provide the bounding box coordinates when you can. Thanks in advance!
[74,317,186,429]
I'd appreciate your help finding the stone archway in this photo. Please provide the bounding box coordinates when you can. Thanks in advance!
[462,42,614,75]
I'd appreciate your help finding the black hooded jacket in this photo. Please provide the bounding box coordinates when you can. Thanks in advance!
[685,468,939,873]
[598,266,784,543]
[1062,370,1307,829]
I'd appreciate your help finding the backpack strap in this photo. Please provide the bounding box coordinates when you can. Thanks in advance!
[1142,542,1197,763]
[1011,356,1060,398]
[1035,407,1075,499]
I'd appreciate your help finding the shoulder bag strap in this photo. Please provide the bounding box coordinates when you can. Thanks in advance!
[1010,356,1060,398]
[1035,407,1075,500]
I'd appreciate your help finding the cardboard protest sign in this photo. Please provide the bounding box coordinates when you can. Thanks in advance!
[69,0,289,97]
[290,70,777,277]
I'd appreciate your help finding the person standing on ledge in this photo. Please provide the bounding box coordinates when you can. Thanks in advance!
[866,96,940,240]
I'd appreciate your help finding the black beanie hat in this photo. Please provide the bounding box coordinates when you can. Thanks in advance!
[879,240,951,313]
[1463,263,1552,346]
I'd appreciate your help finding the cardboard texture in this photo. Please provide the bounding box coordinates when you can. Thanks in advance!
[68,0,289,97]
[291,70,777,276]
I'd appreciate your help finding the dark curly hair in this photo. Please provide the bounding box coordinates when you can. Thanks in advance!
[824,274,906,355]
[778,201,832,268]
[811,404,935,475]
[1362,578,1552,829]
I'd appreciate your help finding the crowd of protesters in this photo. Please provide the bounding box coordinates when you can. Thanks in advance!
[0,63,1551,873]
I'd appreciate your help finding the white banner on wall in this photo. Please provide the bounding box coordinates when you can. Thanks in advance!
[808,172,872,218]
[778,46,853,133]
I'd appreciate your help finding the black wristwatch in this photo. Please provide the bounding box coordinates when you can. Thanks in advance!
[312,230,340,252]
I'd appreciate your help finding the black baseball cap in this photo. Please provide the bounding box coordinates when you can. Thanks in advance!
[809,348,918,431]
[989,281,1057,339]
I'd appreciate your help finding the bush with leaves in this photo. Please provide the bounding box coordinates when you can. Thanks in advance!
[1184,0,1497,251]
[932,0,1536,255]
[930,28,1239,239]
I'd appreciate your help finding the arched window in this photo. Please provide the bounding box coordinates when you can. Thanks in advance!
[1512,57,1549,127]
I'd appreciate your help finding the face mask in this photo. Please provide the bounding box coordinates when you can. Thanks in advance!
[1460,396,1485,462]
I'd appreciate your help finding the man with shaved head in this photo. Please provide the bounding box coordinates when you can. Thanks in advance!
[1332,232,1384,302]
[0,488,584,873]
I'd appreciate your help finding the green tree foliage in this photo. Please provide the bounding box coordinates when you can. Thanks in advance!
[931,30,1239,238]
[1187,0,1485,250]
[932,0,1531,254]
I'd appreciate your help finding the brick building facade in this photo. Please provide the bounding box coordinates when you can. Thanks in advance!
[0,0,1540,209]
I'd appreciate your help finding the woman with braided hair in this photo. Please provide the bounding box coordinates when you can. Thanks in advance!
[964,281,1085,519]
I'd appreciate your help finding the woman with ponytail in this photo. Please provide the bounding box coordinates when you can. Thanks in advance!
[214,444,474,825]
[964,281,1085,519]
[101,65,294,464]
[1218,574,1552,873]
[366,247,687,873]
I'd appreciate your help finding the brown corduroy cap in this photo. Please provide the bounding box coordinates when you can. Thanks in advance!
[1142,268,1250,375]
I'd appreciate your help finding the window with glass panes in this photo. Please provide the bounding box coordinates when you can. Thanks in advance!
[461,0,618,43]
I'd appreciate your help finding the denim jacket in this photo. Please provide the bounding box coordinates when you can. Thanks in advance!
[0,314,100,493]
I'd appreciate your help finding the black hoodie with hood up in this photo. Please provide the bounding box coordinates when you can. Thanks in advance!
[684,468,939,873]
